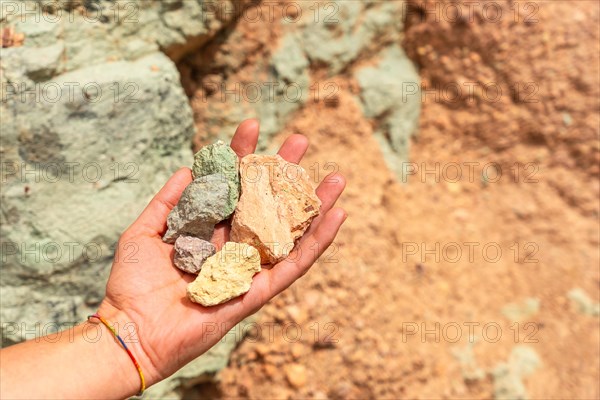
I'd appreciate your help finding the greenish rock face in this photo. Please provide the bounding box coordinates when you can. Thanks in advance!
[163,174,230,243]
[191,141,240,217]
[0,52,193,348]
[354,45,421,181]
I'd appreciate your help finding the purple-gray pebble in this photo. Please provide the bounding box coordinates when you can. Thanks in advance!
[173,236,216,274]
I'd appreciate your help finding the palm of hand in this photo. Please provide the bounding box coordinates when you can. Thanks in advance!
[99,120,346,385]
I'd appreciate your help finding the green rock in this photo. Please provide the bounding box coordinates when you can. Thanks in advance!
[191,141,240,217]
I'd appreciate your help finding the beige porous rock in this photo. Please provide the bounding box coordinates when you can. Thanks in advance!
[186,242,261,306]
[231,154,321,264]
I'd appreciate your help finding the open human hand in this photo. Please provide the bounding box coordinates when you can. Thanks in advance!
[97,119,347,389]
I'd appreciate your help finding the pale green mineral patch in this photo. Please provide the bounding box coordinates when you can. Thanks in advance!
[492,346,541,400]
[452,341,486,382]
[192,140,240,217]
[501,298,540,321]
[568,288,600,316]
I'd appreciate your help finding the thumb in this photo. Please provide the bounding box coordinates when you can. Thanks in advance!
[131,168,193,237]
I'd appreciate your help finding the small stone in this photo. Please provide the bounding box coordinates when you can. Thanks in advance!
[568,288,600,316]
[162,174,230,243]
[254,343,270,357]
[265,353,286,366]
[187,242,261,306]
[192,140,240,217]
[290,343,304,359]
[311,391,328,400]
[287,305,309,324]
[446,181,461,193]
[329,382,353,399]
[231,154,321,264]
[284,363,307,388]
[263,364,278,379]
[173,236,216,274]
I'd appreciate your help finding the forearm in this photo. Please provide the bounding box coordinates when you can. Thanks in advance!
[0,309,146,399]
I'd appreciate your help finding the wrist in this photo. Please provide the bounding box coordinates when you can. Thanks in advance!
[92,301,157,394]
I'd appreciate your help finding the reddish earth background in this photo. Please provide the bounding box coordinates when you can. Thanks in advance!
[183,1,600,398]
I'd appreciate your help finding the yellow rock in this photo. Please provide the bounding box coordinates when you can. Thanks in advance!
[187,242,261,306]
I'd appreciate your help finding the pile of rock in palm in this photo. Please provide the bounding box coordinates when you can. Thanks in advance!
[163,141,320,306]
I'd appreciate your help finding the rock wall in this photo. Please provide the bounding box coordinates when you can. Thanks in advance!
[0,1,246,398]
[1,0,421,397]
[183,1,421,170]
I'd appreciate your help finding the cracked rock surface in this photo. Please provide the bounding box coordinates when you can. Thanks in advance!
[231,154,321,264]
[187,242,261,306]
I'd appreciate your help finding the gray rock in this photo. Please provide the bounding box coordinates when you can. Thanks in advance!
[163,175,230,244]
[173,236,216,274]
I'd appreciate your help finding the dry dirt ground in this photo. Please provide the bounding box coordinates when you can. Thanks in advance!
[182,1,600,398]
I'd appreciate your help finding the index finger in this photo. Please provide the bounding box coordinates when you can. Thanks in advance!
[230,119,260,158]
[130,167,193,237]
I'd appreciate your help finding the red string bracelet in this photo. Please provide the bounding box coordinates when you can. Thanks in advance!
[88,313,146,395]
